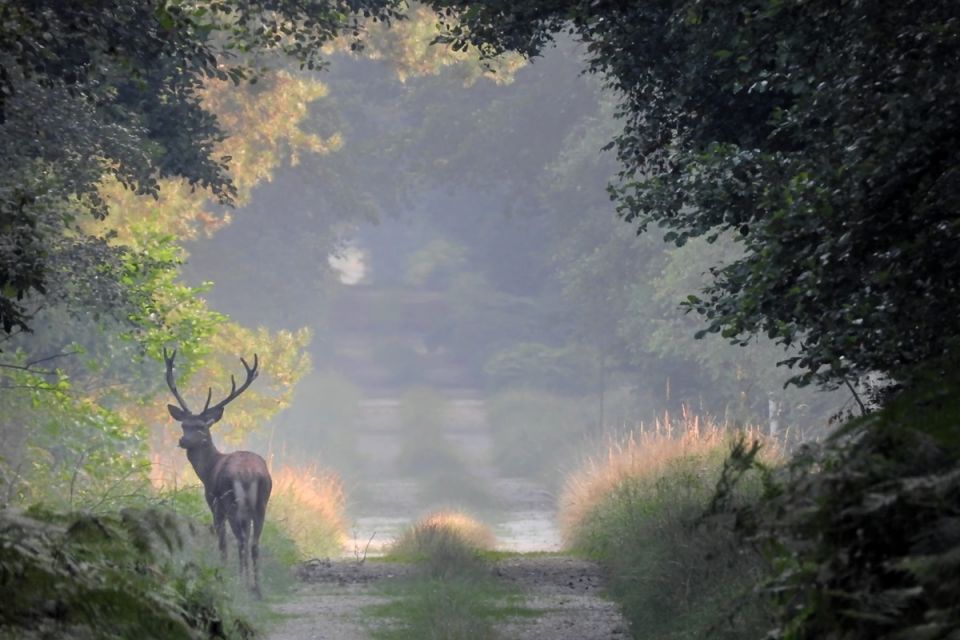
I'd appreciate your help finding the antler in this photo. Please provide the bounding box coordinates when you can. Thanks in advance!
[163,348,192,413]
[202,354,259,415]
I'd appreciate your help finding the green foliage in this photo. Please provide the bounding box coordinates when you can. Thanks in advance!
[0,506,257,640]
[729,365,960,639]
[404,239,468,288]
[153,487,301,593]
[0,359,150,509]
[568,446,772,639]
[0,0,403,333]
[429,0,960,390]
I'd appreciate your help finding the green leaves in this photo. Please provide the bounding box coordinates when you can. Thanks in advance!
[429,0,960,390]
[0,507,256,639]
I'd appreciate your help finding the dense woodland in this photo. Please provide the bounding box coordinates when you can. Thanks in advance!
[1,1,958,639]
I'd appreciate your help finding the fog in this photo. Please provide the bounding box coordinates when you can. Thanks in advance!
[180,43,843,550]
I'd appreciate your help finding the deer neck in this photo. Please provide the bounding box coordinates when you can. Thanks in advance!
[185,439,224,486]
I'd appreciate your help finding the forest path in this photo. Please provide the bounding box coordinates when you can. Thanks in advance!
[266,556,629,640]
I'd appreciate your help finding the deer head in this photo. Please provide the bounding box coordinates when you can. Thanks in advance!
[163,348,259,449]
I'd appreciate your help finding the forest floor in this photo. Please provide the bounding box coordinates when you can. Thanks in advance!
[267,555,629,640]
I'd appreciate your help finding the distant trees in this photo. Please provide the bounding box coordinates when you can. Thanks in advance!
[427,0,960,391]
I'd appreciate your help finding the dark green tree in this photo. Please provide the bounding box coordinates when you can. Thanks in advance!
[427,0,960,390]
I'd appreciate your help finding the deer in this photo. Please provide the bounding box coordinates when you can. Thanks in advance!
[163,348,272,597]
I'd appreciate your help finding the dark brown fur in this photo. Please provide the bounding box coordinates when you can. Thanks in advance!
[164,349,271,597]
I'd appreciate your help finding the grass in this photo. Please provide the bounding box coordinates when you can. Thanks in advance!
[370,511,527,640]
[387,510,496,570]
[560,410,779,639]
[268,464,346,559]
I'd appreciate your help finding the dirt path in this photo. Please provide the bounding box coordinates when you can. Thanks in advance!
[493,556,629,639]
[267,557,628,640]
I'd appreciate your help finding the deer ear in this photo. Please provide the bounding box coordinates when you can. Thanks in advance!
[168,404,187,422]
[205,406,225,424]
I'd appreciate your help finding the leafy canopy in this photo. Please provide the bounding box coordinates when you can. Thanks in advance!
[426,0,960,388]
[0,0,401,334]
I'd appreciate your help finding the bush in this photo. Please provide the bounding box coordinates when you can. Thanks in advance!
[395,389,492,508]
[735,365,960,639]
[0,506,257,640]
[264,370,363,473]
[154,485,300,594]
[560,411,777,639]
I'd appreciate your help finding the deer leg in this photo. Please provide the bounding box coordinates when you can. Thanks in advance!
[213,509,228,565]
[229,517,249,582]
[251,510,266,598]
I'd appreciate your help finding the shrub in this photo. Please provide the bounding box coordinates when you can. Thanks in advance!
[154,485,300,593]
[0,506,257,640]
[263,370,363,472]
[735,365,960,639]
[560,410,777,639]
[395,389,492,508]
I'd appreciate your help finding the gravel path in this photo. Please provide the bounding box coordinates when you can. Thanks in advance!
[266,557,629,640]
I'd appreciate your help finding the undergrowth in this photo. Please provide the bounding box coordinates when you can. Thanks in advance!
[560,411,778,639]
[371,511,524,640]
[0,506,257,640]
[0,461,348,640]
[729,363,960,639]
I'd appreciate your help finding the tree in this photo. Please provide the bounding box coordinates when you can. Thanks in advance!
[427,0,960,390]
[0,0,400,334]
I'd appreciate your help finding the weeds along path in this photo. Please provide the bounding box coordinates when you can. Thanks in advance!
[267,556,628,640]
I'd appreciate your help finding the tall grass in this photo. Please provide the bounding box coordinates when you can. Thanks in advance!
[268,465,346,560]
[152,461,347,563]
[561,410,778,639]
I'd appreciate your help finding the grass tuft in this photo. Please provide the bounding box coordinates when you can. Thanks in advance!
[387,510,495,577]
[372,512,521,640]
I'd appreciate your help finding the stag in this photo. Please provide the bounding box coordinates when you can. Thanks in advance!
[163,348,272,597]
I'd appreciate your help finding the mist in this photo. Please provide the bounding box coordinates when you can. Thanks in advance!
[178,42,842,550]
